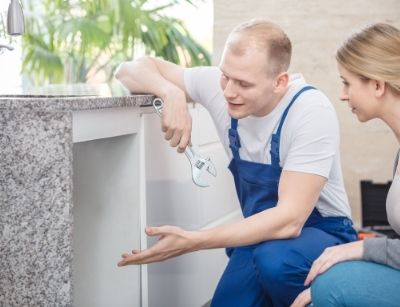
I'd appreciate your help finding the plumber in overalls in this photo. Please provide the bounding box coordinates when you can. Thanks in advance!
[116,18,357,307]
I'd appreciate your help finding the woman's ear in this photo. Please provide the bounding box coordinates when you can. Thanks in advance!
[374,80,386,98]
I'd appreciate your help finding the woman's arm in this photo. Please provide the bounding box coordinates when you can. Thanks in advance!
[364,237,400,269]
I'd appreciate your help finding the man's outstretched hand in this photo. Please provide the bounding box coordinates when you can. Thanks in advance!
[118,225,201,266]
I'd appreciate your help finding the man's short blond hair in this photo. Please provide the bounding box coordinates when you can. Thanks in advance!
[227,19,292,76]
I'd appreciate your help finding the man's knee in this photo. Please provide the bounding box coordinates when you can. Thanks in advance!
[253,240,311,306]
[252,241,294,284]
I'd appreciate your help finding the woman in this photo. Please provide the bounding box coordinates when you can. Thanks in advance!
[291,22,400,307]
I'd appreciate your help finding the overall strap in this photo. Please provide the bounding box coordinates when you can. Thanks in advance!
[270,86,316,166]
[229,118,240,159]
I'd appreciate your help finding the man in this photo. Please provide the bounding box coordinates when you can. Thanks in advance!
[115,19,356,307]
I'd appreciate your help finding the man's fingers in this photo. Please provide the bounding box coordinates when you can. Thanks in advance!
[176,115,192,152]
[159,103,192,149]
[118,226,183,267]
[118,248,155,266]
[177,131,190,153]
[145,225,174,236]
[164,127,175,141]
[118,245,169,266]
[169,128,183,147]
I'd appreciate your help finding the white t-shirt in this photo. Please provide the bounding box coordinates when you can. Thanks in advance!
[184,66,351,218]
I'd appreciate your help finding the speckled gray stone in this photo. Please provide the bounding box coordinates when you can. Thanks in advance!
[0,94,154,111]
[0,86,154,306]
[0,109,73,306]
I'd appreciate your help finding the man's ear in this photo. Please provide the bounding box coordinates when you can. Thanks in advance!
[274,72,289,93]
[374,80,386,98]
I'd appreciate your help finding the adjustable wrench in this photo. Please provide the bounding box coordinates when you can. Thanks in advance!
[152,98,217,187]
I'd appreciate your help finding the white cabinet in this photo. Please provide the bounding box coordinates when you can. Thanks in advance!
[143,104,240,307]
[71,104,241,307]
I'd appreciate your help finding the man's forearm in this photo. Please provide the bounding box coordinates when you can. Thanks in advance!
[115,57,183,100]
[194,206,302,251]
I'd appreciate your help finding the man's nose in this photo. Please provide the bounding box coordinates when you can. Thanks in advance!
[223,80,238,99]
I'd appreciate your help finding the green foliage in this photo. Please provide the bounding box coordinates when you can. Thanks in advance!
[19,0,210,84]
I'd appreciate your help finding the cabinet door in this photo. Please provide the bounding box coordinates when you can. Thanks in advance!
[144,104,240,307]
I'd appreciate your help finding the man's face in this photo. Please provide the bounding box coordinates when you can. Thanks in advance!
[219,45,278,119]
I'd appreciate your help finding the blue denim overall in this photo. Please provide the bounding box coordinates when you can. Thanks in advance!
[211,86,357,307]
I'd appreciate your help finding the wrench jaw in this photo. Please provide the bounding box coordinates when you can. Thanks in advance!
[191,167,210,187]
[205,158,217,177]
[190,158,217,188]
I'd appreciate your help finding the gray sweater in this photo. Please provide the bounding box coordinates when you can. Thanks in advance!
[363,151,400,269]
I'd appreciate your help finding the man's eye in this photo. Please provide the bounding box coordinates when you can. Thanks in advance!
[240,82,251,88]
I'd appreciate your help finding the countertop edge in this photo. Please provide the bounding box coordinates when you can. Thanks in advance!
[0,94,157,112]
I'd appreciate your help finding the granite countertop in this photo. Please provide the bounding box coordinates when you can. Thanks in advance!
[0,83,155,111]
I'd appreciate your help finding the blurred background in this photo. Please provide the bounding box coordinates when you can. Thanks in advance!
[0,0,213,87]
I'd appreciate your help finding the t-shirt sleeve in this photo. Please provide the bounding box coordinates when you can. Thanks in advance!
[282,98,340,178]
[184,66,222,109]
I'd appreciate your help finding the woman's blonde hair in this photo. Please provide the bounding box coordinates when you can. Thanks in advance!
[336,23,400,94]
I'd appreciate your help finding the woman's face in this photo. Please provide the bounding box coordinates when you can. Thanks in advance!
[338,64,380,122]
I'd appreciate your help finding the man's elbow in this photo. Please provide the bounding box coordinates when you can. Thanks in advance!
[114,57,154,85]
[284,221,304,239]
[114,62,129,81]
[289,226,302,238]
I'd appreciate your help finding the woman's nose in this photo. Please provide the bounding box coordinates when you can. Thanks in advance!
[339,91,349,102]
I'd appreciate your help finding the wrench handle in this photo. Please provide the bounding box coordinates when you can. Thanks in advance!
[184,145,195,161]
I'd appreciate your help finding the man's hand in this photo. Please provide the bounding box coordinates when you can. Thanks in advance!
[161,90,192,153]
[115,57,192,153]
[304,240,363,286]
[117,226,200,266]
[290,288,311,307]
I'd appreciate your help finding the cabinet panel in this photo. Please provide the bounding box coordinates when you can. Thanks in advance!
[73,107,140,142]
[197,145,240,226]
[72,135,141,307]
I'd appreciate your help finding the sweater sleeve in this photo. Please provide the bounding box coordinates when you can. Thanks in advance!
[363,237,400,269]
